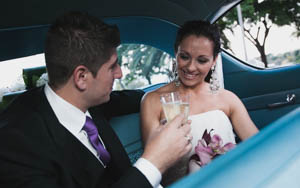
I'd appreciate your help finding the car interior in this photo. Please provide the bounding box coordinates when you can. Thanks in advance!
[0,0,300,187]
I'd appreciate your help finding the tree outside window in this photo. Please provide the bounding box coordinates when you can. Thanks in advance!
[218,0,300,68]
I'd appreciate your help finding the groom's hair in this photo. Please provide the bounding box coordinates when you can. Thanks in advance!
[45,11,120,89]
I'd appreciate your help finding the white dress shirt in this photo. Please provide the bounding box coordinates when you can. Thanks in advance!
[44,84,162,188]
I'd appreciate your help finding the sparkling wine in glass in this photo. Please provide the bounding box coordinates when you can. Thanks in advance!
[160,92,189,123]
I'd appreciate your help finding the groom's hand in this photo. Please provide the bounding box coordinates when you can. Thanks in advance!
[141,114,192,174]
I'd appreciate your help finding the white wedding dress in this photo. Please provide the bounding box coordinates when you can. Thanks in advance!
[162,110,236,186]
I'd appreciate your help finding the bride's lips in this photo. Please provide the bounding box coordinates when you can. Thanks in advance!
[182,70,199,80]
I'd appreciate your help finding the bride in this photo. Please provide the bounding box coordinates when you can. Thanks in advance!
[140,20,259,186]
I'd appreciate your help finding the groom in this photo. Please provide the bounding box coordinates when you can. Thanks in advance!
[0,11,192,187]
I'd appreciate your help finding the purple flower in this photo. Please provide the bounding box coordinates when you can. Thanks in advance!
[190,129,236,168]
[219,142,236,154]
[210,134,223,150]
[195,140,214,165]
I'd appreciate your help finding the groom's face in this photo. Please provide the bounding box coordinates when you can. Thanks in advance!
[87,49,123,105]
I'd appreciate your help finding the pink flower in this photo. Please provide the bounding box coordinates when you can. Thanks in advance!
[190,129,236,168]
[210,134,223,151]
[195,140,214,165]
[219,142,236,154]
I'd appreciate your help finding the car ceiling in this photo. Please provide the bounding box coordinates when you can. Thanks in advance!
[1,0,241,29]
[0,0,241,61]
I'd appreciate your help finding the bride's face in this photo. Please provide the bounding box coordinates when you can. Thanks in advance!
[176,35,216,88]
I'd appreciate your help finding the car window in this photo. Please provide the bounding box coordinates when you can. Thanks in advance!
[217,0,300,69]
[0,54,45,100]
[114,44,173,90]
[0,44,173,101]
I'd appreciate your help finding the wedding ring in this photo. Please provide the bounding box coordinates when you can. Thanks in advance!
[160,118,167,125]
[184,135,192,143]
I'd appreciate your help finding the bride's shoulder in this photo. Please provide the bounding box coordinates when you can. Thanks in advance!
[141,83,173,103]
[219,89,243,105]
[219,89,238,98]
[143,83,173,99]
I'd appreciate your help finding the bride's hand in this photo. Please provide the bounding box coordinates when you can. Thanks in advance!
[160,118,167,125]
[148,118,191,142]
[142,114,192,173]
[145,119,167,143]
[188,159,201,174]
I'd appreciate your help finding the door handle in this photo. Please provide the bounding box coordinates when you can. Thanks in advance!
[267,94,296,109]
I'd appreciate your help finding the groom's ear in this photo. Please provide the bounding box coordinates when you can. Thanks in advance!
[73,65,89,91]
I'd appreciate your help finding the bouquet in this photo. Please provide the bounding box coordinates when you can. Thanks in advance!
[189,129,235,173]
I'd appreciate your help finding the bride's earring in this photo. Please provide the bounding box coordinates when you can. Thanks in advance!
[209,65,220,94]
[172,59,180,87]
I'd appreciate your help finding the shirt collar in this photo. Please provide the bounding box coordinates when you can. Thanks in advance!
[44,84,90,135]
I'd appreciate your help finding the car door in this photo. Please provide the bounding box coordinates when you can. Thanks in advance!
[217,0,300,130]
[222,52,300,130]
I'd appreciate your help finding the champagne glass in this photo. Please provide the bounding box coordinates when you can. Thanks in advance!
[160,92,189,123]
[180,94,190,123]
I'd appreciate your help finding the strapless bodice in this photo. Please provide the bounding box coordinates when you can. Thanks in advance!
[188,110,236,157]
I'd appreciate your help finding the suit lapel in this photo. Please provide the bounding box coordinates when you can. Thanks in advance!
[32,88,106,187]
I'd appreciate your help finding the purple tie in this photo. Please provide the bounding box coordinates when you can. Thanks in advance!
[83,116,111,166]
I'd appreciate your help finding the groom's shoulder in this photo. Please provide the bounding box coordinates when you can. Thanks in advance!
[3,87,43,111]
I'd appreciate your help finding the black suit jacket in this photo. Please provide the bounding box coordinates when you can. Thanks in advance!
[0,87,151,188]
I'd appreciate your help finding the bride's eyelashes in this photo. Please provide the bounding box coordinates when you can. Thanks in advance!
[179,52,210,65]
[197,57,209,64]
[179,53,190,61]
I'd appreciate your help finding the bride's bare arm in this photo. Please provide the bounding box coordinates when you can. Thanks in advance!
[226,91,259,140]
[140,91,163,144]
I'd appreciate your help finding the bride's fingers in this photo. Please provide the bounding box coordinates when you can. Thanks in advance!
[159,118,167,126]
[184,133,193,143]
[180,122,191,135]
[166,114,185,128]
[186,119,192,125]
[185,138,193,151]
[183,133,191,144]
[181,119,191,128]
